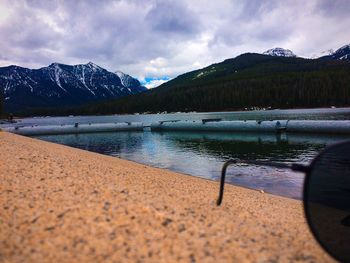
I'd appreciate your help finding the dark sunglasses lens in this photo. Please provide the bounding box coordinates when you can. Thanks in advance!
[305,142,350,262]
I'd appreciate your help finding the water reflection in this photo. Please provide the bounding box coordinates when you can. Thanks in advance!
[35,131,350,199]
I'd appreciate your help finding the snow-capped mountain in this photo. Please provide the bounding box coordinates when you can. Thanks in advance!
[263,48,296,57]
[320,44,350,60]
[0,62,147,112]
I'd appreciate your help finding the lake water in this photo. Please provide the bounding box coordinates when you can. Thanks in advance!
[34,131,349,199]
[6,107,350,199]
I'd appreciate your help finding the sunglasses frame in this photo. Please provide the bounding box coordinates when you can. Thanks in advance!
[216,140,350,262]
[302,140,350,263]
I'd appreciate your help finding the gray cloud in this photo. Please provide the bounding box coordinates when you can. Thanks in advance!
[145,1,201,35]
[0,0,349,83]
[315,0,350,17]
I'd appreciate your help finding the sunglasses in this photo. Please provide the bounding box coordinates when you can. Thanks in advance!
[217,140,350,262]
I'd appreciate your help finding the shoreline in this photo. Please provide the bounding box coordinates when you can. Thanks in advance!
[4,106,350,119]
[0,132,333,262]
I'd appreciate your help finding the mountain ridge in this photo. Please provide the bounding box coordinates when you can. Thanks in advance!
[319,44,350,60]
[0,62,146,112]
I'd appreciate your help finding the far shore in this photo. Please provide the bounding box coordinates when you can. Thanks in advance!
[2,105,350,120]
[0,132,333,262]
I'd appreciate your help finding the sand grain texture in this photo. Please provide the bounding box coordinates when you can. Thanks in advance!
[0,132,333,262]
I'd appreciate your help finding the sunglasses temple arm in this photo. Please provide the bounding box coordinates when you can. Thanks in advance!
[216,160,310,206]
[244,160,310,173]
[217,159,237,206]
[291,163,310,173]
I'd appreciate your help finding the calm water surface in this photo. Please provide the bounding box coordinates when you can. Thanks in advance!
[6,107,349,199]
[34,131,350,199]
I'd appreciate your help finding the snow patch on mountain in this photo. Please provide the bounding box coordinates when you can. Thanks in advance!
[193,66,217,80]
[87,61,101,72]
[52,63,67,92]
[340,54,350,60]
[115,71,141,89]
[263,48,296,57]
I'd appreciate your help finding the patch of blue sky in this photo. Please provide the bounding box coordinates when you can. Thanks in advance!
[141,76,171,89]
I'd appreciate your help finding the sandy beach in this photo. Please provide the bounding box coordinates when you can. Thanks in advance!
[0,131,333,262]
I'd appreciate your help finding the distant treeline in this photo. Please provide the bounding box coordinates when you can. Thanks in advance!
[22,54,350,116]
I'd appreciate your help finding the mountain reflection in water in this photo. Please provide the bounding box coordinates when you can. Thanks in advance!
[35,131,350,199]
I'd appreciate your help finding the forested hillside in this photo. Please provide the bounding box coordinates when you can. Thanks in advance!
[24,53,350,116]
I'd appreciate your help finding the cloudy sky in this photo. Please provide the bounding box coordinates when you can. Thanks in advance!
[0,0,349,88]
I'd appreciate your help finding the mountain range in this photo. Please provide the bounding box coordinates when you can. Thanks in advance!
[0,62,146,113]
[1,44,350,115]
